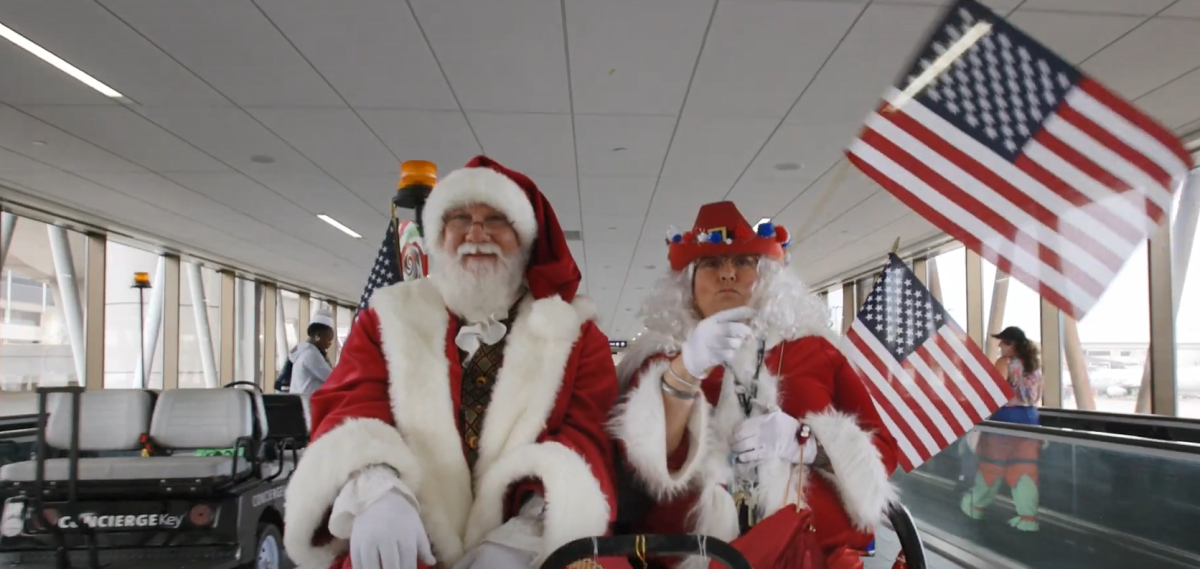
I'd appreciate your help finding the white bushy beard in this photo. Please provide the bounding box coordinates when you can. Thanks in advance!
[429,241,528,323]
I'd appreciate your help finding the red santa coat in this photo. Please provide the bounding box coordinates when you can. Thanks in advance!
[282,277,618,568]
[612,327,899,568]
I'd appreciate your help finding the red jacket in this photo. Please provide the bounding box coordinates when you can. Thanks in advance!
[281,279,620,568]
[612,334,900,568]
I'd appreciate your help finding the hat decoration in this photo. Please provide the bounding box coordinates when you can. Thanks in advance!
[665,201,791,271]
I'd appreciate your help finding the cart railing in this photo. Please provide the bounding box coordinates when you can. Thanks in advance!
[540,534,751,569]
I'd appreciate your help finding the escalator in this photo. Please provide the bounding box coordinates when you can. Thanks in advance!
[894,419,1200,569]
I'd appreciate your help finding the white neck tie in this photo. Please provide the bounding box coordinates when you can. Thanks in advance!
[455,313,509,361]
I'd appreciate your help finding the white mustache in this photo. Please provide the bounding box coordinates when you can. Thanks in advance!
[457,243,504,258]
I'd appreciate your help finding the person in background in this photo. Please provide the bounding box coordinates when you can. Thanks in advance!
[611,201,898,569]
[961,325,1043,531]
[288,309,336,396]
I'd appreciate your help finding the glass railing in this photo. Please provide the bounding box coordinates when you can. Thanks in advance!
[894,421,1200,569]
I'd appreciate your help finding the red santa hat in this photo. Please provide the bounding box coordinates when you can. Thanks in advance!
[421,155,582,302]
[666,201,791,271]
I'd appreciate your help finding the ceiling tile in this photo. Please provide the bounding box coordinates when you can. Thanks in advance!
[81,172,263,241]
[249,107,400,179]
[409,0,570,113]
[658,114,779,193]
[19,105,229,173]
[532,175,581,231]
[575,115,675,178]
[467,112,576,178]
[97,0,343,107]
[1080,18,1200,100]
[356,109,482,172]
[1007,10,1143,64]
[165,171,373,262]
[1019,0,1175,15]
[684,0,864,119]
[254,0,457,110]
[0,107,138,173]
[785,3,944,127]
[0,40,117,105]
[0,147,57,173]
[1134,68,1200,130]
[0,0,227,105]
[776,166,880,240]
[580,177,657,218]
[1162,1,1200,18]
[565,0,713,115]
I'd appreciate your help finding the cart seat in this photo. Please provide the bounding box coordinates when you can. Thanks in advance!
[0,389,257,484]
[0,389,154,483]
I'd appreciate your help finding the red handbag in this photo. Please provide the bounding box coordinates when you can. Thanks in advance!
[712,464,836,569]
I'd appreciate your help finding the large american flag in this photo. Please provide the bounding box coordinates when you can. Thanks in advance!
[356,217,401,314]
[847,0,1192,321]
[845,254,1013,472]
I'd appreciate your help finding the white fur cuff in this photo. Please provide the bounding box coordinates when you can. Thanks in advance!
[609,359,708,500]
[805,410,897,530]
[463,442,610,567]
[282,418,423,568]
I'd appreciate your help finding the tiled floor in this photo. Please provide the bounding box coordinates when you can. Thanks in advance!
[866,526,967,569]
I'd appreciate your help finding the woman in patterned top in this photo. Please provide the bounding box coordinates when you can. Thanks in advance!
[961,326,1043,531]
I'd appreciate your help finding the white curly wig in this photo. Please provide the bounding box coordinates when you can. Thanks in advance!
[619,258,838,385]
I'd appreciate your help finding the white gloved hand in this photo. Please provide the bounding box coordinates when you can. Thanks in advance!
[450,542,536,569]
[350,490,436,569]
[681,306,757,378]
[731,411,803,464]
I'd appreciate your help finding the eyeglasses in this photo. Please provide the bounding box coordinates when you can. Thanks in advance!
[695,255,760,271]
[444,213,513,235]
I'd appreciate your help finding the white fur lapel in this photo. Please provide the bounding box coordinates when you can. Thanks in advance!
[371,280,472,562]
[473,294,582,477]
[369,281,588,564]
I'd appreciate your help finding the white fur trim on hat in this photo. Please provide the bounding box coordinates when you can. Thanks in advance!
[422,166,538,246]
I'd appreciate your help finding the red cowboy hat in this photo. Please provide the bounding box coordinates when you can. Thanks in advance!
[666,201,791,271]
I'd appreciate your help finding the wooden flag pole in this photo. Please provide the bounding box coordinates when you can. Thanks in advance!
[890,237,901,256]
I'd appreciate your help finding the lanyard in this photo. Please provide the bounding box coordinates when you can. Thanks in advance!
[735,340,767,418]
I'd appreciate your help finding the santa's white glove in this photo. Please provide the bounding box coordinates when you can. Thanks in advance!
[350,491,436,569]
[681,306,757,378]
[732,411,805,464]
[450,542,536,569]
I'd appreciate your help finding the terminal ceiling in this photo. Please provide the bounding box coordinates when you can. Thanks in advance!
[1,0,1198,339]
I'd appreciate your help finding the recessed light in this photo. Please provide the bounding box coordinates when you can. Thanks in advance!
[31,141,46,147]
[774,162,801,171]
[612,147,627,152]
[0,22,125,100]
[250,154,275,164]
[317,214,362,239]
[643,265,656,270]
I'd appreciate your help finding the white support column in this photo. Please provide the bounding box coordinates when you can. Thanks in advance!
[1136,171,1200,413]
[0,212,16,276]
[275,290,288,369]
[47,226,86,384]
[136,257,166,387]
[186,263,218,388]
[985,270,1010,360]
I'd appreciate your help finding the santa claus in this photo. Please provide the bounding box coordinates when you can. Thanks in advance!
[611,201,900,569]
[283,156,620,569]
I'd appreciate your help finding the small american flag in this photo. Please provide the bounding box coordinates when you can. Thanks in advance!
[848,0,1192,321]
[845,254,1013,472]
[356,217,401,314]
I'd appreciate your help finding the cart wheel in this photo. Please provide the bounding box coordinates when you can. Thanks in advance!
[255,523,283,569]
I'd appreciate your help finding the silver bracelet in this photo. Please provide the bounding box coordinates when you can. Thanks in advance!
[666,364,702,390]
[660,379,699,400]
